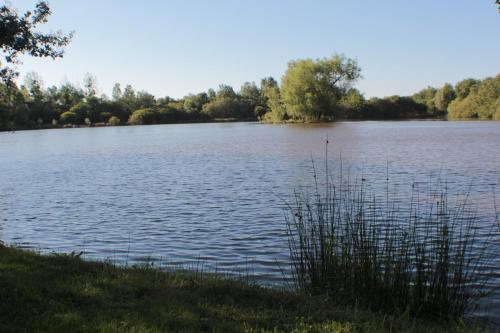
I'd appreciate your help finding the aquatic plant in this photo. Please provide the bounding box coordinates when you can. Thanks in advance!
[286,153,496,320]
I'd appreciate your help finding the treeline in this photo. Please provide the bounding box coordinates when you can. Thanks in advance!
[0,56,498,131]
[261,55,499,122]
[0,73,269,131]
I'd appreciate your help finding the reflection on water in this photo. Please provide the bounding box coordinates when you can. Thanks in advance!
[0,121,498,319]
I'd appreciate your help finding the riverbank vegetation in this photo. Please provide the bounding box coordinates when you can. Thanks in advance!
[286,172,496,322]
[0,59,498,131]
[0,244,487,333]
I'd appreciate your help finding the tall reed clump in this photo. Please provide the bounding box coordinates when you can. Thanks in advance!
[285,155,495,320]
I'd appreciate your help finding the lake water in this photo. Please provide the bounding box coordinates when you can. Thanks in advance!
[0,121,499,320]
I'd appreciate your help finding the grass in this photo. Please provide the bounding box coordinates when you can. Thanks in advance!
[0,244,485,333]
[285,157,496,322]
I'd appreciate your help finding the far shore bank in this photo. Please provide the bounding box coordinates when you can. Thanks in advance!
[8,116,500,133]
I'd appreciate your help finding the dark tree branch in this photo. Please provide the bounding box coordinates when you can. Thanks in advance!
[0,1,73,85]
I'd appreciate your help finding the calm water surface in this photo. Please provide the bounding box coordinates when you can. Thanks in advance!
[0,121,499,319]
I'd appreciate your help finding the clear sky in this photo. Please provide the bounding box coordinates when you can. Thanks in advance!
[10,0,500,99]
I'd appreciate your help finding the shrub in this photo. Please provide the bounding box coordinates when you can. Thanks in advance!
[128,108,158,125]
[59,111,77,125]
[286,157,495,320]
[69,102,90,124]
[107,116,120,126]
[99,112,113,123]
[202,97,253,119]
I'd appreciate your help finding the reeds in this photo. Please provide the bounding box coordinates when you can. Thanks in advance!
[285,155,495,320]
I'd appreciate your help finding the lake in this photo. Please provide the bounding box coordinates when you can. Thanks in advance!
[0,121,498,319]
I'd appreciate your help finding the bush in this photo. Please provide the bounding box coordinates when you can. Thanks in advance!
[59,111,77,125]
[107,116,120,126]
[99,112,113,123]
[202,97,253,119]
[359,96,428,119]
[127,108,158,125]
[69,102,90,124]
[157,107,189,123]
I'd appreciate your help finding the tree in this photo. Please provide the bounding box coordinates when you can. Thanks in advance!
[217,84,236,99]
[260,77,285,122]
[454,79,477,99]
[121,84,136,110]
[112,83,122,101]
[107,116,120,126]
[448,74,500,119]
[59,111,77,125]
[434,83,456,113]
[0,1,73,84]
[201,98,252,119]
[57,82,84,112]
[128,108,157,125]
[23,72,44,100]
[68,101,91,124]
[183,93,208,114]
[240,82,263,115]
[280,54,362,121]
[340,88,366,118]
[83,73,98,97]
[411,87,437,114]
[135,91,155,109]
[207,88,216,100]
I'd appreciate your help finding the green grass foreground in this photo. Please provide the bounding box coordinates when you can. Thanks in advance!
[0,244,483,333]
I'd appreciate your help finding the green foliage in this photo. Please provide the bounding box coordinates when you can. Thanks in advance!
[0,245,483,333]
[183,93,208,114]
[448,74,500,119]
[434,83,456,113]
[112,83,122,101]
[0,63,498,131]
[99,112,113,123]
[240,81,266,115]
[0,1,73,83]
[280,54,362,122]
[201,97,253,119]
[286,165,495,321]
[200,84,254,119]
[412,87,438,115]
[454,79,478,99]
[340,89,366,118]
[128,106,202,125]
[107,116,120,126]
[56,83,85,113]
[128,108,158,125]
[260,77,286,122]
[0,83,30,130]
[83,73,98,97]
[69,101,91,124]
[59,111,77,125]
[359,96,428,119]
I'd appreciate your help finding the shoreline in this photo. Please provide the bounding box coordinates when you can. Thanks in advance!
[4,116,498,134]
[0,244,488,332]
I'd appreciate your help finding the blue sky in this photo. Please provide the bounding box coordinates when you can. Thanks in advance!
[10,0,500,99]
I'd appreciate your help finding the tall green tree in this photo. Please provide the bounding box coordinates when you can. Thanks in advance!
[83,73,98,98]
[260,77,285,121]
[280,54,361,121]
[112,83,122,101]
[240,82,264,116]
[412,87,437,114]
[448,74,500,119]
[434,83,456,113]
[454,79,478,99]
